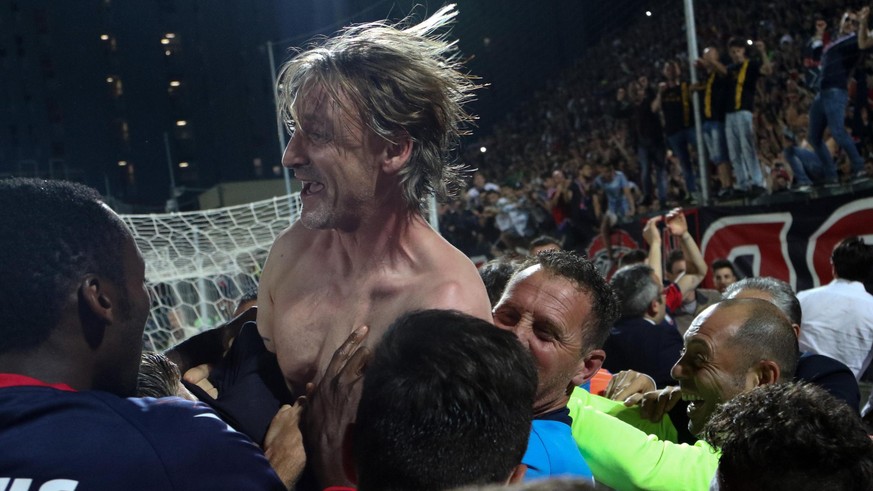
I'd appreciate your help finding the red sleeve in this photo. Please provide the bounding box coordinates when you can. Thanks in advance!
[665,282,683,314]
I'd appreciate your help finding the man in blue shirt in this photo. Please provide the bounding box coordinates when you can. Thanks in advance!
[492,251,620,482]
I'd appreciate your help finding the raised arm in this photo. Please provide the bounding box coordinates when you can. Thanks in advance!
[756,40,774,76]
[665,208,707,295]
[860,7,873,50]
[651,83,666,113]
[643,216,664,283]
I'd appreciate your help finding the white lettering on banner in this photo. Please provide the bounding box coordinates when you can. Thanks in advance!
[0,479,78,491]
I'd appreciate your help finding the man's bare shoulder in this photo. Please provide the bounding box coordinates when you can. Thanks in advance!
[417,231,491,320]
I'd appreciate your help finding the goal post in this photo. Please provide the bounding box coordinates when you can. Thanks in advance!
[119,193,302,352]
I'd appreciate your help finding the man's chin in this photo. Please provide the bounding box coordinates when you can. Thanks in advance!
[299,210,333,230]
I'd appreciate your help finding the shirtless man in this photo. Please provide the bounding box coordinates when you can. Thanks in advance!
[259,5,492,395]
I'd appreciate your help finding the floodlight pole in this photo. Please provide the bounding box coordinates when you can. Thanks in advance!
[683,0,709,205]
[267,41,295,219]
[164,131,179,212]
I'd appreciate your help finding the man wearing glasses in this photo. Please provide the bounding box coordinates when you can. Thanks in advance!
[808,7,873,184]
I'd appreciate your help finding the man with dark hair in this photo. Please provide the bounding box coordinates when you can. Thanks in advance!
[664,249,686,283]
[347,310,535,491]
[528,235,562,256]
[617,248,648,268]
[0,178,285,490]
[493,250,619,481]
[704,382,873,490]
[711,258,739,293]
[693,46,734,197]
[257,5,492,399]
[724,276,860,411]
[603,264,683,388]
[643,209,709,332]
[798,236,873,379]
[652,60,698,198]
[478,256,525,307]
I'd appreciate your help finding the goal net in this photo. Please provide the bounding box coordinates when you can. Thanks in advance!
[119,194,301,352]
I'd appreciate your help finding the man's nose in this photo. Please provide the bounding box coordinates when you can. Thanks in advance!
[282,133,305,169]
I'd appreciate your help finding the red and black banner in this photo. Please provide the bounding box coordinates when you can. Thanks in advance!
[586,188,873,292]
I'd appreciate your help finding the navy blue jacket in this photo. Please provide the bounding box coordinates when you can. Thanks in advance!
[0,382,285,490]
[602,316,684,388]
[795,352,861,413]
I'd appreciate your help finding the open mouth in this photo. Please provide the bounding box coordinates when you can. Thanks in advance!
[682,392,706,415]
[301,181,325,196]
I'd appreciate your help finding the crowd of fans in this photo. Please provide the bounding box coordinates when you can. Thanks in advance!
[443,0,873,258]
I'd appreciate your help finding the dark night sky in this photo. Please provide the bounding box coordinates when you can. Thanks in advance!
[1,0,644,210]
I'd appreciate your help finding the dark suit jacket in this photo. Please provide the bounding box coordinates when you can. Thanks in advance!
[795,352,861,413]
[602,316,684,388]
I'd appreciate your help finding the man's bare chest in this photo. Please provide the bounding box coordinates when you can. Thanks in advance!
[273,274,428,344]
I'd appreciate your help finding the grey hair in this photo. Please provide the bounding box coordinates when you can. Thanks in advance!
[723,276,802,326]
[610,264,660,319]
[277,4,479,214]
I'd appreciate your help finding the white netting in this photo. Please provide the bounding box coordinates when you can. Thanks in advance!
[119,194,301,351]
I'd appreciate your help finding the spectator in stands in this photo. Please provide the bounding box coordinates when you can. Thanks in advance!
[802,16,830,89]
[664,249,686,283]
[645,209,708,322]
[259,5,492,397]
[332,310,534,490]
[617,248,648,269]
[719,37,773,196]
[624,78,668,207]
[565,163,599,252]
[529,235,562,256]
[593,161,636,228]
[782,125,834,190]
[711,258,740,293]
[724,276,860,411]
[466,171,500,209]
[809,8,873,184]
[694,46,734,198]
[0,178,287,490]
[493,251,619,481]
[798,236,873,380]
[603,264,683,387]
[704,383,873,491]
[548,169,575,239]
[440,197,483,256]
[479,255,526,307]
[653,60,698,200]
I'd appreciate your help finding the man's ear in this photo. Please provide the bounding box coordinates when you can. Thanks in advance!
[505,464,527,484]
[380,133,413,175]
[790,323,801,338]
[79,275,113,348]
[570,349,606,387]
[752,360,781,387]
[341,423,358,485]
[79,275,114,325]
[646,298,660,318]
